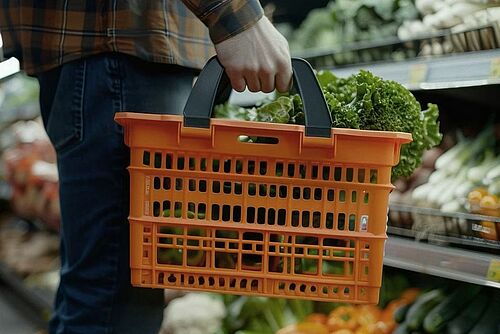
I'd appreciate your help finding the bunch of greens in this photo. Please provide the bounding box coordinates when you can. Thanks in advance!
[215,70,442,179]
[290,0,419,52]
[219,295,314,334]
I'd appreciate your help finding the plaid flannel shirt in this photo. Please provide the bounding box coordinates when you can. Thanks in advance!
[0,0,263,75]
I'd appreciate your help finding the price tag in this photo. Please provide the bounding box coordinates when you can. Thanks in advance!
[490,57,500,79]
[486,259,500,282]
[408,64,428,85]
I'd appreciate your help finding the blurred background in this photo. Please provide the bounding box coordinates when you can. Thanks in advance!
[0,1,499,333]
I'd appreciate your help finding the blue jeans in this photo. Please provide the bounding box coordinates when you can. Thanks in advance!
[37,53,196,334]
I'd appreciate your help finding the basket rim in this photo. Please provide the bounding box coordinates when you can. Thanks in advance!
[115,112,412,143]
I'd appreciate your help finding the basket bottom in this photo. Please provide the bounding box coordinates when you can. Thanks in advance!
[131,268,380,303]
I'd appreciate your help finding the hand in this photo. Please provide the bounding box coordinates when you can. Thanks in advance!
[215,16,292,93]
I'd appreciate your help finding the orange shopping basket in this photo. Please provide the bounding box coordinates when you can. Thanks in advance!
[115,57,411,304]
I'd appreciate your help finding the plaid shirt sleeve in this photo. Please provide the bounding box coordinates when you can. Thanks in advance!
[181,0,264,44]
[1,1,260,74]
[0,7,19,59]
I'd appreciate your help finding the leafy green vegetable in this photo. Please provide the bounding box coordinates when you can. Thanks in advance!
[253,96,292,124]
[288,0,420,65]
[215,70,442,179]
[215,96,292,124]
[221,296,313,334]
[331,70,442,178]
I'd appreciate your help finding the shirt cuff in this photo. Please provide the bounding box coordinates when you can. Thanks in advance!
[201,0,264,44]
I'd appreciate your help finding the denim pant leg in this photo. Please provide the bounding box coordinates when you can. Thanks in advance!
[38,53,196,334]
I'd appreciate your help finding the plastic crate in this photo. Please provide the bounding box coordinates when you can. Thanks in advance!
[115,57,411,304]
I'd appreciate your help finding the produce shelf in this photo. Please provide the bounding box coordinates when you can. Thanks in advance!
[384,236,500,289]
[388,203,500,252]
[388,226,500,251]
[0,261,53,323]
[390,203,500,223]
[314,49,500,90]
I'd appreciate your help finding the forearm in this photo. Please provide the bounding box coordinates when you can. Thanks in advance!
[181,0,263,43]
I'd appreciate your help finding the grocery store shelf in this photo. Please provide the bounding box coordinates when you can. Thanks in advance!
[0,262,53,323]
[390,203,500,223]
[384,236,500,289]
[388,226,500,251]
[320,49,500,90]
[388,203,500,251]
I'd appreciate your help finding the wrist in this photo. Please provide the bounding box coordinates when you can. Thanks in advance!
[207,0,263,44]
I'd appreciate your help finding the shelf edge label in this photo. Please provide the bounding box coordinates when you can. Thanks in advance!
[408,63,428,85]
[490,57,500,79]
[486,259,500,283]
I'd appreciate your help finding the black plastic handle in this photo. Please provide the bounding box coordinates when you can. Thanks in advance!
[183,56,332,138]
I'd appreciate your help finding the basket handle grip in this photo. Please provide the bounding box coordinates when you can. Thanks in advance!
[183,56,332,138]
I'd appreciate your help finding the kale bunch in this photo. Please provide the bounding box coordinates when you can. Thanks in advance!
[316,70,442,178]
[214,70,442,179]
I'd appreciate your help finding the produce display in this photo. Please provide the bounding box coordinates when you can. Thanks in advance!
[0,74,40,124]
[159,271,499,334]
[0,71,60,304]
[390,122,500,242]
[158,272,411,334]
[0,72,59,231]
[398,0,500,56]
[285,0,500,65]
[160,293,227,334]
[275,284,499,334]
[0,217,59,278]
[395,285,499,334]
[1,119,60,231]
[288,0,419,56]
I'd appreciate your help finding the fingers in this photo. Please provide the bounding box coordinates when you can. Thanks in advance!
[275,59,293,93]
[244,69,261,92]
[226,70,246,92]
[226,67,275,93]
[226,65,289,93]
[259,67,275,93]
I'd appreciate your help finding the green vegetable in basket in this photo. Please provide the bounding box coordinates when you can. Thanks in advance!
[253,96,291,124]
[215,70,442,179]
[324,70,442,179]
[157,225,206,266]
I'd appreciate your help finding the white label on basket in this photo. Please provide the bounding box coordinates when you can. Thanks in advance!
[360,215,369,231]
[144,176,151,216]
[145,176,151,196]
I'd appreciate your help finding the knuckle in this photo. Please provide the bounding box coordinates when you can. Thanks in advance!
[260,66,275,77]
[225,66,243,76]
[277,57,291,71]
[275,80,288,93]
[243,64,258,74]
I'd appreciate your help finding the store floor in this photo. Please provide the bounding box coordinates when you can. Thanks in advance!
[0,284,42,334]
